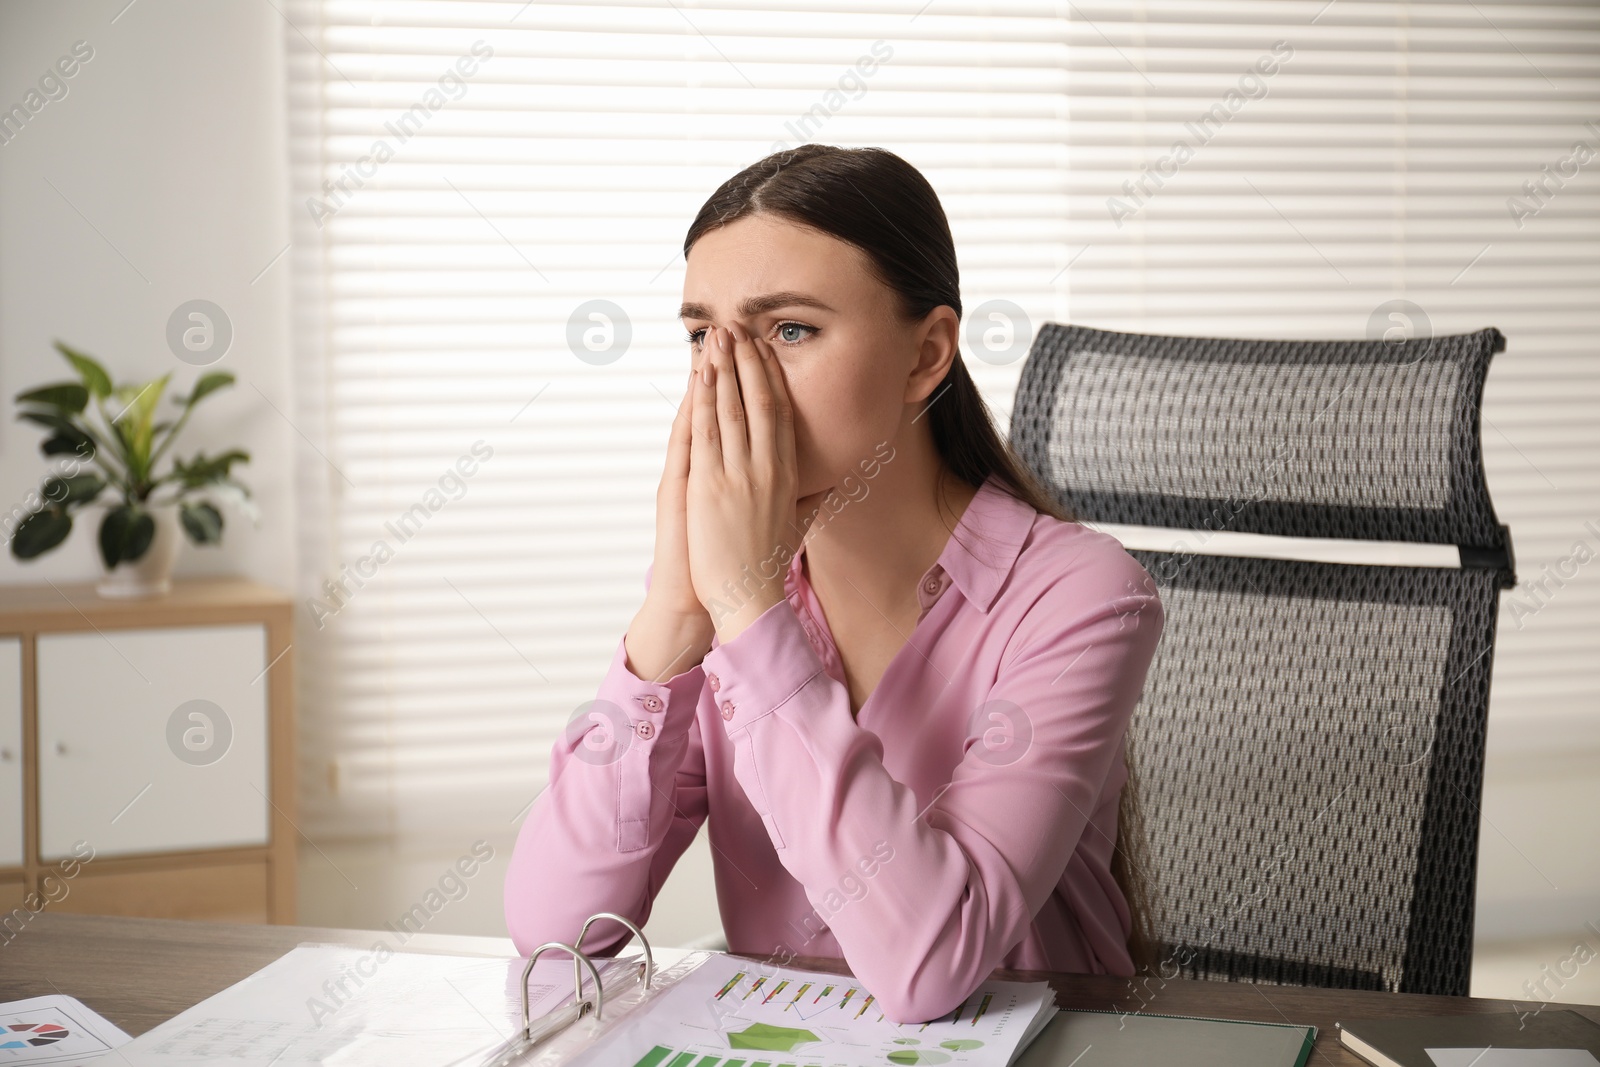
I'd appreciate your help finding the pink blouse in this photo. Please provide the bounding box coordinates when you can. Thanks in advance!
[504,472,1166,1023]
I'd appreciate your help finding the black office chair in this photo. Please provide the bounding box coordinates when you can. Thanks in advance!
[1009,322,1516,996]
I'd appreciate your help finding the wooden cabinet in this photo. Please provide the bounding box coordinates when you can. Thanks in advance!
[0,578,294,923]
[0,638,21,869]
[38,625,271,859]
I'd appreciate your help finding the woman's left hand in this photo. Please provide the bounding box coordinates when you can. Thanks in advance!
[687,321,801,644]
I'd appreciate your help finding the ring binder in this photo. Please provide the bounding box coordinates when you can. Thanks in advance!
[574,911,653,995]
[523,941,605,1026]
[462,911,665,1067]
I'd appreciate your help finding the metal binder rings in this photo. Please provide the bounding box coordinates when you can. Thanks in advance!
[471,911,656,1067]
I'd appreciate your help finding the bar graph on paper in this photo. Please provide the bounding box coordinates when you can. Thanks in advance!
[566,955,1056,1067]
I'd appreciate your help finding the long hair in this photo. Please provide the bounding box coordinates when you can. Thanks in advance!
[682,143,1158,975]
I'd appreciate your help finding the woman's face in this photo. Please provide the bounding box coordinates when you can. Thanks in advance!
[680,213,934,509]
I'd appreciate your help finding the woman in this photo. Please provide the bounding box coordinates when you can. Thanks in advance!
[504,144,1166,1024]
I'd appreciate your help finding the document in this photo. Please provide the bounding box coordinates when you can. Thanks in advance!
[560,955,1059,1067]
[0,994,131,1065]
[100,942,1055,1066]
[111,943,632,1066]
[1427,1053,1600,1067]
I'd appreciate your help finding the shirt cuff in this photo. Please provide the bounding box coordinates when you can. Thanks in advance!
[604,631,705,745]
[701,597,825,733]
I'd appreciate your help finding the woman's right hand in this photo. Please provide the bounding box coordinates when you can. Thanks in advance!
[625,347,717,681]
[649,353,712,619]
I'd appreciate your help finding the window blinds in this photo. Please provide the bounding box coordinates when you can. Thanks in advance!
[283,0,1078,841]
[284,1,1598,847]
[1055,1,1600,751]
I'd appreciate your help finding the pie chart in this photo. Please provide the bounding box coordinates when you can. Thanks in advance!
[1,1020,70,1048]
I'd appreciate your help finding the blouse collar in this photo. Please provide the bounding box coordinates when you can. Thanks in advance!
[786,471,1038,615]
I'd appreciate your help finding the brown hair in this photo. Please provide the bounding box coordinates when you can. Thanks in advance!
[683,143,1158,975]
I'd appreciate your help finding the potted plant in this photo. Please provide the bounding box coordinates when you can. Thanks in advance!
[9,341,255,598]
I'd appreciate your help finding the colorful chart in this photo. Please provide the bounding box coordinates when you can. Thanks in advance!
[728,1023,822,1052]
[1,1020,70,1048]
[630,1049,819,1067]
[581,955,1053,1067]
[624,969,1000,1067]
[629,1045,981,1067]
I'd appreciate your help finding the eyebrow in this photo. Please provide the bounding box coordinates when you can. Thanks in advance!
[678,291,837,321]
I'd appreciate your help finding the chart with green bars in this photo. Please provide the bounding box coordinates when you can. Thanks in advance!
[568,955,1058,1067]
[629,1035,992,1067]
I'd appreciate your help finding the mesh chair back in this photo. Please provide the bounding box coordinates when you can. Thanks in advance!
[1009,323,1514,996]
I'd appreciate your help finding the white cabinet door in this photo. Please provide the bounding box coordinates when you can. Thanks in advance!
[38,624,270,860]
[0,638,21,868]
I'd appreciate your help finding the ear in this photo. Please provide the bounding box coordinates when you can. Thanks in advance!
[902,305,961,406]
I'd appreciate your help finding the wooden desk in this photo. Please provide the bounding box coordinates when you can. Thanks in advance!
[3,914,1596,1064]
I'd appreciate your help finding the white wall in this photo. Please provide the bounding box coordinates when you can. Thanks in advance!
[0,0,295,591]
[1476,719,1600,943]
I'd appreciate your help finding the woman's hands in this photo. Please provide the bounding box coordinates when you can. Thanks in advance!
[625,319,800,680]
[687,321,801,644]
[643,362,708,620]
[625,361,717,683]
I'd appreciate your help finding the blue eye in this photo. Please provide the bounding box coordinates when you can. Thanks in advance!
[684,323,817,348]
[774,321,818,345]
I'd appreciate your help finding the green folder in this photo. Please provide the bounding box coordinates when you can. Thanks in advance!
[1013,1007,1316,1067]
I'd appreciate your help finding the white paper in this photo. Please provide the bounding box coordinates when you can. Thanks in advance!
[111,942,635,1066]
[562,955,1059,1067]
[1427,1050,1600,1067]
[0,994,131,1066]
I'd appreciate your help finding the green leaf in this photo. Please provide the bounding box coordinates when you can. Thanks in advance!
[20,413,101,463]
[180,501,224,544]
[16,382,89,413]
[54,341,113,400]
[111,375,170,424]
[18,410,82,435]
[108,374,171,477]
[11,507,73,560]
[172,449,251,488]
[173,371,235,409]
[41,430,95,457]
[42,473,106,507]
[98,505,155,568]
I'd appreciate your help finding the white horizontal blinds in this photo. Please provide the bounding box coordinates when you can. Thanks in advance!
[284,1,1074,842]
[1061,2,1600,736]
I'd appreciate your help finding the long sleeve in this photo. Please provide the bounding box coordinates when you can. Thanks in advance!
[699,557,1165,1024]
[504,567,709,958]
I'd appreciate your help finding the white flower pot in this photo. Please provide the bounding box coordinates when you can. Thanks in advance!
[95,502,182,599]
